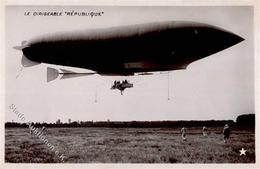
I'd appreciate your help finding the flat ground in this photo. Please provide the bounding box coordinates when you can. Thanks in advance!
[5,127,255,163]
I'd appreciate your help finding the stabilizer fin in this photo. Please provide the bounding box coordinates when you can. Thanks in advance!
[60,73,95,79]
[21,55,40,67]
[47,67,59,82]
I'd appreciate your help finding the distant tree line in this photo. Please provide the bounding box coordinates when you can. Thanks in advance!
[5,114,255,128]
[236,114,255,128]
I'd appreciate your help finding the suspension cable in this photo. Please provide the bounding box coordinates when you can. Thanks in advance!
[168,71,170,100]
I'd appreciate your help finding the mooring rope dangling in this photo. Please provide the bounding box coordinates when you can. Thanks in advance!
[167,71,170,101]
[94,80,98,103]
[16,66,24,79]
[94,89,97,103]
[93,76,108,103]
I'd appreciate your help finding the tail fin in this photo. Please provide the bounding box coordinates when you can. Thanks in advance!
[13,41,28,51]
[21,55,40,67]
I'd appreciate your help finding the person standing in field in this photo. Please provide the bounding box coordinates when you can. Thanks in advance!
[29,125,46,135]
[202,126,207,137]
[223,124,231,143]
[42,126,46,132]
[181,127,187,141]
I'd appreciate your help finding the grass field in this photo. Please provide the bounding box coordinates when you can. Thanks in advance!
[5,127,255,163]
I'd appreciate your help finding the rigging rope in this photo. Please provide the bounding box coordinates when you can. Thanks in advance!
[16,66,24,79]
[168,71,170,100]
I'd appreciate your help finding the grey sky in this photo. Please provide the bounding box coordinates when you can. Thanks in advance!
[5,6,254,123]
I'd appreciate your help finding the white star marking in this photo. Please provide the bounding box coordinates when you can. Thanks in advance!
[239,148,247,156]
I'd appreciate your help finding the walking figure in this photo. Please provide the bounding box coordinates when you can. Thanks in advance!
[181,127,187,141]
[223,124,231,143]
[29,125,46,135]
[202,126,207,137]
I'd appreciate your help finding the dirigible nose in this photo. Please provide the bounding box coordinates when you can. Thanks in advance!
[230,32,244,44]
[215,29,244,48]
[197,26,244,57]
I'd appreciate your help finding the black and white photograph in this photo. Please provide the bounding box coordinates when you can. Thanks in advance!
[2,2,258,166]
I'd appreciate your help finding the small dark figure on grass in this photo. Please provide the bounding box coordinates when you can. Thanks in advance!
[223,124,231,143]
[181,127,187,141]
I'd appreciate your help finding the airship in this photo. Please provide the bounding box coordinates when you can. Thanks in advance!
[14,21,244,94]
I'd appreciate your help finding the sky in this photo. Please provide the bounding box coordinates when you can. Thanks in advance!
[5,6,254,123]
